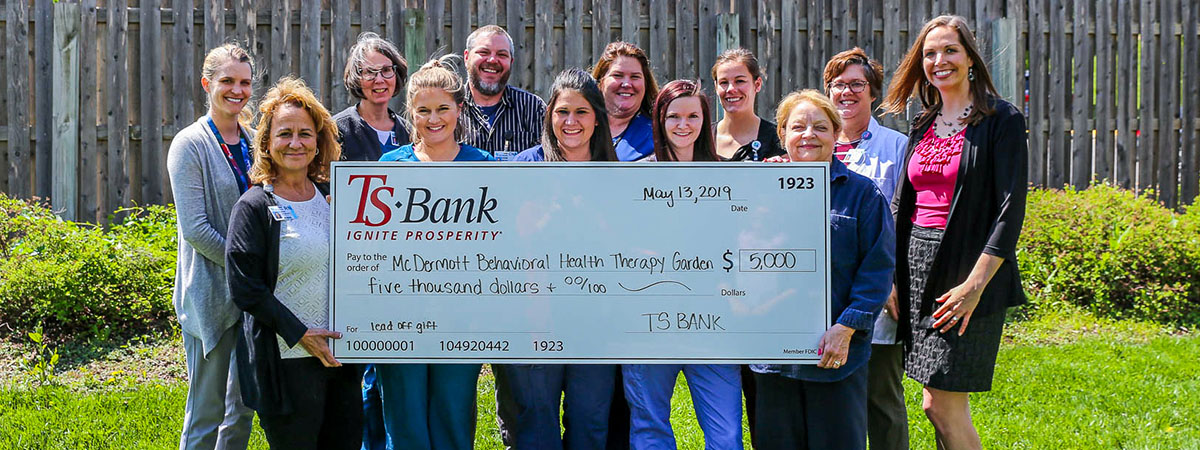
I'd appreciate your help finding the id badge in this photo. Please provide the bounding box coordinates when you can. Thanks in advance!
[268,205,298,221]
[494,150,518,162]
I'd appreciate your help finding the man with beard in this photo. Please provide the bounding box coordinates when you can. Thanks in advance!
[461,25,546,161]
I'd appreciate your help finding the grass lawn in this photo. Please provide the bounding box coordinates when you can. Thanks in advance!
[2,309,1196,449]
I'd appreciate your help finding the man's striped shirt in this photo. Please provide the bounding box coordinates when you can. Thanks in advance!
[461,85,547,161]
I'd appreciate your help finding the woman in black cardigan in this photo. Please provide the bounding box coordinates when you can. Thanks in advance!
[225,77,358,449]
[881,15,1027,450]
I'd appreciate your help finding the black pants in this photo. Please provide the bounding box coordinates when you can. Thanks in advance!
[867,343,909,450]
[257,358,364,450]
[753,368,868,450]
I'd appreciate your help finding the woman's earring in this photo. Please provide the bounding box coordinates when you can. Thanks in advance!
[968,67,975,82]
[315,147,320,156]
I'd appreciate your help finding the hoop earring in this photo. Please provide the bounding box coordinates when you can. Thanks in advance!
[315,148,320,156]
[968,67,975,82]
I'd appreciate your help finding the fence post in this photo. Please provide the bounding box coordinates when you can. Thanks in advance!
[404,9,427,76]
[714,13,739,122]
[52,2,81,221]
[990,16,1020,113]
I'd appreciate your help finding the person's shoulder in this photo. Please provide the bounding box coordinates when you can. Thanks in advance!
[379,144,416,162]
[332,105,358,122]
[512,145,545,161]
[173,118,211,143]
[459,144,497,161]
[985,96,1022,120]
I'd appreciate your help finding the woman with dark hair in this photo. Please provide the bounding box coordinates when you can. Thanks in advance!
[591,42,659,161]
[822,46,910,450]
[167,43,257,450]
[224,77,360,449]
[881,15,1028,450]
[623,80,742,450]
[711,48,785,161]
[376,56,494,450]
[753,90,894,450]
[504,69,617,449]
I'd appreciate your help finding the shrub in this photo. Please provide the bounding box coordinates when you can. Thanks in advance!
[0,195,177,343]
[1018,185,1200,326]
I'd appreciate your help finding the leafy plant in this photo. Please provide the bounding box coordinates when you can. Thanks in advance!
[24,328,61,386]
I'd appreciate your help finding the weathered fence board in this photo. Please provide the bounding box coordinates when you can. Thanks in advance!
[1,0,1198,219]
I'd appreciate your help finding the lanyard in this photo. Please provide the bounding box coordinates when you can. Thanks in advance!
[206,117,251,193]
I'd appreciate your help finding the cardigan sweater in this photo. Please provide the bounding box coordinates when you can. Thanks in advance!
[892,96,1029,348]
[167,116,255,356]
[333,104,413,162]
[226,182,331,415]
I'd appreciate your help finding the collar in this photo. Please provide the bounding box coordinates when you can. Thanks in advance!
[830,157,851,183]
[835,116,882,164]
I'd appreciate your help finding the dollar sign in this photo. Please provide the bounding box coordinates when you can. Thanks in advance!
[722,249,734,272]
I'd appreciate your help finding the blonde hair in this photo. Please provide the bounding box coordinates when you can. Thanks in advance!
[774,90,843,144]
[201,43,256,129]
[249,77,341,184]
[405,55,468,143]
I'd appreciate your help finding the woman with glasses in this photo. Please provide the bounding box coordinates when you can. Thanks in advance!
[332,31,410,450]
[334,32,412,163]
[821,47,909,450]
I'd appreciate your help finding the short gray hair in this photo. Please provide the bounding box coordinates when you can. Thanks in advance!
[465,25,514,55]
[343,32,408,101]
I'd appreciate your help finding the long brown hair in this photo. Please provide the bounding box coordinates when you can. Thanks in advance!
[653,80,717,162]
[591,41,660,118]
[541,69,616,162]
[881,15,998,125]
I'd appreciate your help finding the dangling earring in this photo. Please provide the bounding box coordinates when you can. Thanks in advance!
[315,147,320,156]
[968,67,975,82]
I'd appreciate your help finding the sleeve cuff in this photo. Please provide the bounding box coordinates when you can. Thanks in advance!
[837,308,877,331]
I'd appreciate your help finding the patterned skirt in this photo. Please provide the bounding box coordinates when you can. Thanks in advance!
[904,225,1007,392]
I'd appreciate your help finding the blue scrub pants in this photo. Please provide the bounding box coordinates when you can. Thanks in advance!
[505,364,617,450]
[376,363,482,450]
[361,365,386,450]
[622,364,743,450]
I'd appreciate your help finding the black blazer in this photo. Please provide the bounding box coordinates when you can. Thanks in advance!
[225,181,330,415]
[892,96,1028,347]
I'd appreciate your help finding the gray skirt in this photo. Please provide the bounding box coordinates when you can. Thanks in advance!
[904,225,1006,392]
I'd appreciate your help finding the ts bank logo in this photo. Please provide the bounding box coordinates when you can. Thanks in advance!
[348,175,499,227]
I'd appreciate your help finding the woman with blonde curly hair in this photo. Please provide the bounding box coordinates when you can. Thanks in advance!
[225,77,359,449]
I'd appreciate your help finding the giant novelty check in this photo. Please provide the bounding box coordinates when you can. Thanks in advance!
[329,162,830,364]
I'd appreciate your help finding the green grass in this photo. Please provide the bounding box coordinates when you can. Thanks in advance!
[2,311,1197,449]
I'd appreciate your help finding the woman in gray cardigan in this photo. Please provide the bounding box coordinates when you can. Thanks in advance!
[167,44,257,450]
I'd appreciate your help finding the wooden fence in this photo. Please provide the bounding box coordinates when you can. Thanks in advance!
[0,0,1197,222]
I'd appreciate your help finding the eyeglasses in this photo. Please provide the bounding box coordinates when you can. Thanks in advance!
[827,81,869,94]
[359,65,398,81]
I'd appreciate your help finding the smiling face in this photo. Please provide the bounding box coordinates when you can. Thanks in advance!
[358,50,397,107]
[409,88,461,147]
[829,64,876,126]
[267,104,318,177]
[663,96,704,155]
[714,61,761,115]
[784,101,837,162]
[551,89,597,158]
[922,26,974,93]
[598,56,647,120]
[202,60,253,120]
[465,33,513,97]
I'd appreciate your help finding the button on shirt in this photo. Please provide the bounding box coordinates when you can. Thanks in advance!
[752,158,895,382]
[461,86,546,161]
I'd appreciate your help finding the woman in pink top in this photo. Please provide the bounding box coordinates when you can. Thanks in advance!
[881,15,1029,450]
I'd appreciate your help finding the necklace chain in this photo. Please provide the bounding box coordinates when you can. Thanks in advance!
[934,104,973,138]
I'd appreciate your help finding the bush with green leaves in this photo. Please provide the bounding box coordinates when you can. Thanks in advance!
[0,195,177,343]
[1018,185,1200,326]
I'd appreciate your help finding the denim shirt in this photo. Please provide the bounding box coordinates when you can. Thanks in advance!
[839,117,907,344]
[752,158,896,382]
